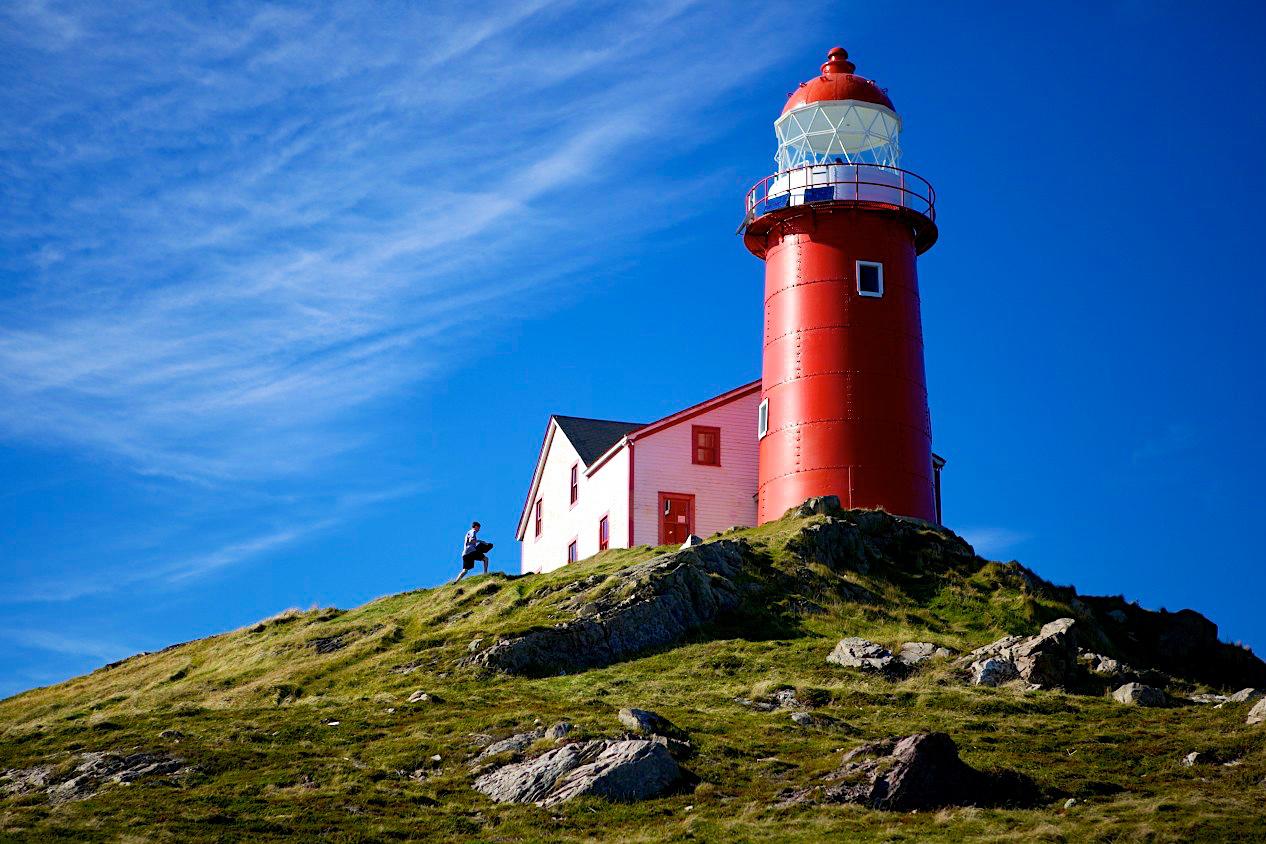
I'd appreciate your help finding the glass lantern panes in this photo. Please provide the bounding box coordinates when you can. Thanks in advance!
[774,102,901,170]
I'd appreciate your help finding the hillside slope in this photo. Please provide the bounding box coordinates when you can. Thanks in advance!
[2,506,1265,842]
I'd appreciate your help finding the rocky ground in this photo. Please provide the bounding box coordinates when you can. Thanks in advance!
[2,500,1264,841]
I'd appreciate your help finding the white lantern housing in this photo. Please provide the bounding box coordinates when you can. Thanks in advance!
[774,100,901,170]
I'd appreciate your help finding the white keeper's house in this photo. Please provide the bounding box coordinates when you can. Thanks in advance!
[516,381,763,574]
[516,378,946,574]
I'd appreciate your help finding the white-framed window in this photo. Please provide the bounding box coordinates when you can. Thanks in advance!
[856,260,884,297]
[757,398,769,439]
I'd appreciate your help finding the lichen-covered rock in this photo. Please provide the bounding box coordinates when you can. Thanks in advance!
[474,729,545,761]
[783,733,1036,811]
[470,541,748,677]
[897,642,952,666]
[1080,652,1135,680]
[961,619,1081,689]
[473,739,683,807]
[969,657,1021,687]
[544,721,573,740]
[1113,683,1168,707]
[1229,688,1265,704]
[1247,698,1266,726]
[790,496,843,518]
[2,752,187,804]
[827,638,899,674]
[617,708,684,740]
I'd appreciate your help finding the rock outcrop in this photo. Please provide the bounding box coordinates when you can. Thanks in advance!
[1,751,187,804]
[473,739,683,807]
[1080,598,1266,689]
[1247,698,1266,726]
[962,618,1081,689]
[826,638,900,675]
[469,541,748,676]
[782,733,1037,811]
[897,641,952,666]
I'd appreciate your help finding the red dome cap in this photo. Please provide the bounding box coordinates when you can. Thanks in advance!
[781,47,894,114]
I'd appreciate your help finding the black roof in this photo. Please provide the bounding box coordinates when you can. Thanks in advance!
[552,415,644,465]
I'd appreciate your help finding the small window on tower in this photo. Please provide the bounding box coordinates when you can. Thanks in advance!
[598,515,610,551]
[857,260,884,297]
[534,498,543,538]
[692,425,720,466]
[567,540,578,565]
[758,398,769,439]
[569,463,579,506]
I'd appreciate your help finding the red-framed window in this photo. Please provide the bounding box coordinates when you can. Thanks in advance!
[567,539,578,565]
[569,463,579,506]
[692,425,720,466]
[598,514,610,551]
[534,498,543,538]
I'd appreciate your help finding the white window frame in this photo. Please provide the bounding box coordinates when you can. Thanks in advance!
[856,260,884,298]
[757,398,769,440]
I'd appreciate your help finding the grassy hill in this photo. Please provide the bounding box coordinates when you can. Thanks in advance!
[2,508,1264,842]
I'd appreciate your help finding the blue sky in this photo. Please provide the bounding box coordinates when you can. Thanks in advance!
[2,2,1265,698]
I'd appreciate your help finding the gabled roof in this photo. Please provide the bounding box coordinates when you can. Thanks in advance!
[551,415,644,466]
[516,382,762,540]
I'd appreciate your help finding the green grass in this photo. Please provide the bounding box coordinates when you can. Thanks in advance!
[1,512,1263,842]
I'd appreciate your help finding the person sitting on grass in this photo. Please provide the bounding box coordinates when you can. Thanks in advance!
[455,520,493,582]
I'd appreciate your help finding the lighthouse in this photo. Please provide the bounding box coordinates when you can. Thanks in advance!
[744,47,940,524]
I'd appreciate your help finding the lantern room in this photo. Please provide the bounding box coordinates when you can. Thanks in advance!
[774,47,901,170]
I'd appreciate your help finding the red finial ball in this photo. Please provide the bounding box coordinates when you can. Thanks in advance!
[821,46,856,75]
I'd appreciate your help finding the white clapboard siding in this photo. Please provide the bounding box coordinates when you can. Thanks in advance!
[631,390,760,546]
[519,423,631,575]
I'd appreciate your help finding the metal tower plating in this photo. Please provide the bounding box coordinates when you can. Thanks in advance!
[743,47,939,523]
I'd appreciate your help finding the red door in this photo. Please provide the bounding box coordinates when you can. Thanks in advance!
[659,493,695,545]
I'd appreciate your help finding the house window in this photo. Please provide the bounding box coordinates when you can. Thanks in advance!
[857,260,884,297]
[534,498,543,538]
[692,425,720,466]
[569,463,579,506]
[567,539,578,565]
[757,398,769,439]
[598,515,610,551]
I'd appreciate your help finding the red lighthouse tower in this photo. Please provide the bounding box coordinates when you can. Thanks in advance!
[744,47,940,524]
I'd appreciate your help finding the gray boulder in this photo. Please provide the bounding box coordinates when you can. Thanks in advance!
[470,540,748,676]
[475,729,545,760]
[1112,683,1168,707]
[544,721,573,740]
[1080,652,1135,680]
[897,642,952,666]
[792,496,843,518]
[1229,687,1265,704]
[473,739,683,807]
[784,733,1037,811]
[617,708,683,739]
[827,638,899,674]
[1189,693,1229,705]
[962,618,1081,689]
[679,534,704,549]
[1248,698,1266,726]
[968,658,1021,687]
[2,752,188,804]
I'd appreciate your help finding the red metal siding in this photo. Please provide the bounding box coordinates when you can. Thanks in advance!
[752,208,935,523]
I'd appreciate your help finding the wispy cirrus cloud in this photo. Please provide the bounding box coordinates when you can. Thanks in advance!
[0,628,137,664]
[0,0,797,484]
